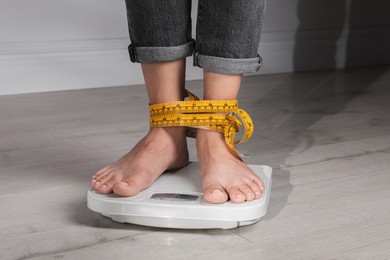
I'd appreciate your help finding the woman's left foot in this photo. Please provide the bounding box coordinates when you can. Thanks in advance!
[196,129,264,204]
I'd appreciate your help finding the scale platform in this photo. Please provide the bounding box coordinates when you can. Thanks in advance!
[87,161,272,229]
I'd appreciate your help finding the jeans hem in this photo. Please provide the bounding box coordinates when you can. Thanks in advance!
[129,40,194,63]
[193,53,263,74]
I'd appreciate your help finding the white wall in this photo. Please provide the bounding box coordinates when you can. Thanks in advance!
[1,0,390,95]
[0,0,136,95]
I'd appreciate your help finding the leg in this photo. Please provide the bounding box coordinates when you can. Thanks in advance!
[92,60,189,196]
[195,0,266,203]
[92,0,193,196]
[143,60,187,104]
[197,72,265,204]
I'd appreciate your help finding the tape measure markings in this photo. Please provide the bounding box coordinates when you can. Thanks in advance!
[149,90,254,156]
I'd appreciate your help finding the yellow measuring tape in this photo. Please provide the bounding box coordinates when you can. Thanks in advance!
[149,90,254,156]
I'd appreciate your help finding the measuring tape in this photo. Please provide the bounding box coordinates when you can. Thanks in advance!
[149,90,254,156]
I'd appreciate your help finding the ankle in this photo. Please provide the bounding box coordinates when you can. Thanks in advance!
[196,129,241,160]
[150,127,188,150]
[196,129,224,144]
[152,126,186,135]
[164,126,187,138]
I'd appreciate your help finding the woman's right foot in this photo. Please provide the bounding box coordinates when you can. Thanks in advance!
[91,127,189,196]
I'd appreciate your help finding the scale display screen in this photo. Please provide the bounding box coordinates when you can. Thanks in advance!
[150,193,199,201]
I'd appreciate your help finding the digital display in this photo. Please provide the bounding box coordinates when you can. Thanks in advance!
[150,193,199,201]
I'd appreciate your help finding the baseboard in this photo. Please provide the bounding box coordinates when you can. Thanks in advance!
[0,39,203,96]
[1,28,389,96]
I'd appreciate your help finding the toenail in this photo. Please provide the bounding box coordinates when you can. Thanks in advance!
[211,188,223,193]
[95,181,101,185]
[236,193,243,198]
[102,184,107,188]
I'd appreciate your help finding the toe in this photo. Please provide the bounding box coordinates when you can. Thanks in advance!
[239,184,256,202]
[92,177,104,188]
[112,177,143,197]
[226,186,246,203]
[91,180,101,189]
[113,169,158,197]
[93,168,111,180]
[94,174,122,194]
[247,180,263,200]
[92,172,108,184]
[95,172,113,185]
[203,185,228,204]
[97,180,116,194]
[252,177,264,193]
[91,178,103,189]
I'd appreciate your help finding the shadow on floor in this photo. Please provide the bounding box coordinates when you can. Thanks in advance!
[254,0,390,221]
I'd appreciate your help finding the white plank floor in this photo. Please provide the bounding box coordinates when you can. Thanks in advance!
[1,66,390,260]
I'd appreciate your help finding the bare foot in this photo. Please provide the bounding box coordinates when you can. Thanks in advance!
[91,127,189,196]
[196,129,264,204]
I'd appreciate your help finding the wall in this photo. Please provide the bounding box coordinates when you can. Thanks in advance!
[1,0,390,95]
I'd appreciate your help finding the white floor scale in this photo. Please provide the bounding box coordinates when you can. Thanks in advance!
[87,162,272,229]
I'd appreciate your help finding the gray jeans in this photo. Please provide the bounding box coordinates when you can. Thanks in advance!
[125,0,266,75]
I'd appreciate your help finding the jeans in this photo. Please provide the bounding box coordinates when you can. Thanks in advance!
[125,0,266,75]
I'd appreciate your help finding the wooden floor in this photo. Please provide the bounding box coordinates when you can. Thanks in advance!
[1,66,390,259]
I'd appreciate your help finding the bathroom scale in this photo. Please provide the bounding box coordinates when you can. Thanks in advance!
[87,161,272,229]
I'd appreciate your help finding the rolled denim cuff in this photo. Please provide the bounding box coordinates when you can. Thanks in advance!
[193,53,263,75]
[129,40,194,63]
